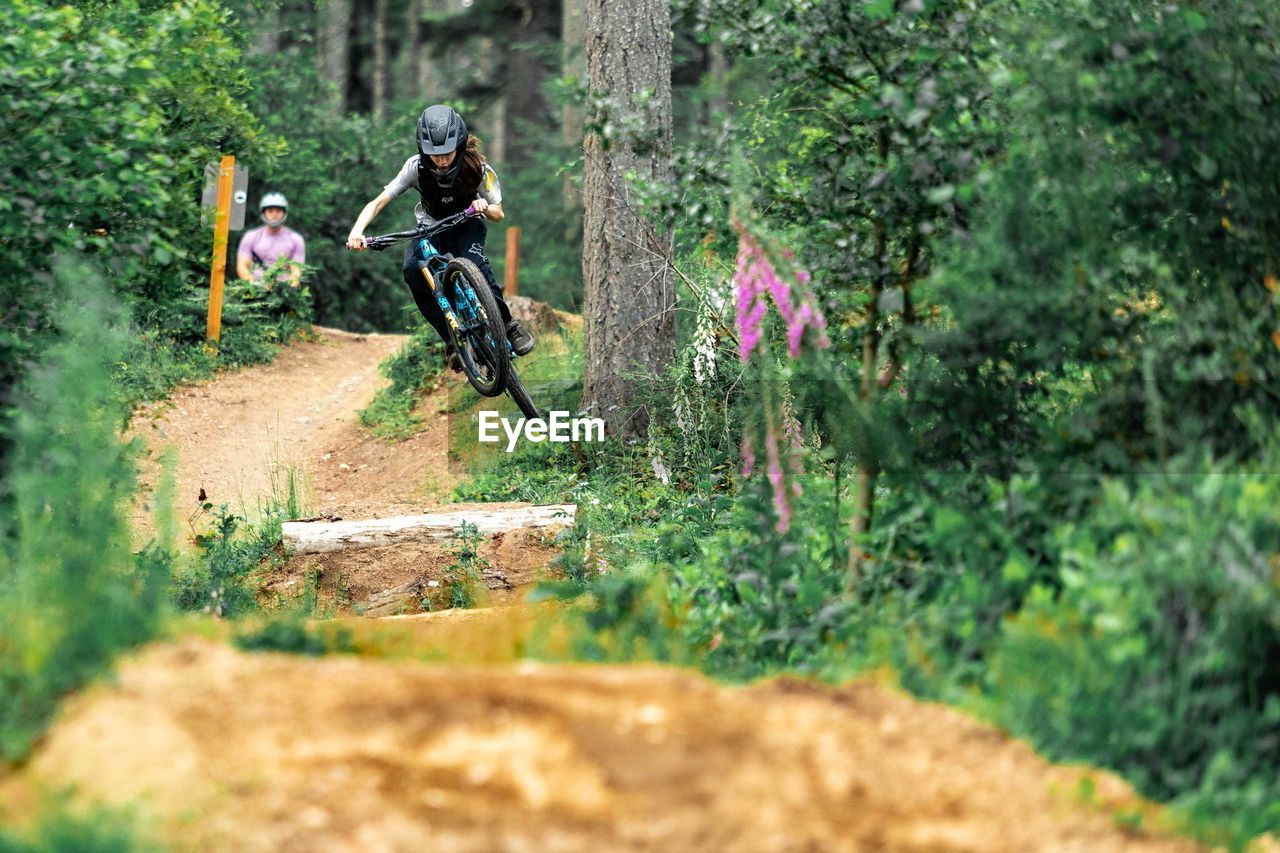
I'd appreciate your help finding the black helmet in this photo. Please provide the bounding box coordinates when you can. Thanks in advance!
[416,105,467,187]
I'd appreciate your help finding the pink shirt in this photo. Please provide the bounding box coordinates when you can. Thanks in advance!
[237,226,306,282]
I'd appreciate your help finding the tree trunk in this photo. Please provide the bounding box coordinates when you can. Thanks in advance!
[247,5,280,57]
[404,0,424,98]
[489,95,508,166]
[373,0,388,119]
[316,0,352,113]
[502,0,553,170]
[707,41,729,120]
[562,0,587,208]
[580,0,674,440]
[848,125,890,585]
[477,36,506,165]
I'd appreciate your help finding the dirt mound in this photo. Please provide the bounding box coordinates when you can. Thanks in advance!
[0,640,1194,852]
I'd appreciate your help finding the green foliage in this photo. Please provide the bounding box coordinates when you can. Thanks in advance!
[990,460,1280,844]
[452,438,582,504]
[486,142,584,312]
[234,618,356,657]
[170,507,266,618]
[438,521,489,610]
[531,568,692,665]
[0,801,157,852]
[110,330,220,411]
[668,477,848,679]
[171,465,306,619]
[0,0,279,465]
[240,44,417,331]
[0,270,172,761]
[358,326,445,439]
[911,0,1280,475]
[489,0,1280,842]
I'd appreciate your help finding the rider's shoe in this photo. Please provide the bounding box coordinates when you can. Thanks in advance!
[444,343,463,373]
[505,319,535,357]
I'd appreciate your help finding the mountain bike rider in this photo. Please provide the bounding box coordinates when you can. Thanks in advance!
[346,104,534,372]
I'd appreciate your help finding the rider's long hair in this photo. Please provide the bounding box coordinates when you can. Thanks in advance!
[456,135,486,194]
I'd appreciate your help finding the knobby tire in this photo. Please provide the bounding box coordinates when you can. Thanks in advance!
[445,257,508,398]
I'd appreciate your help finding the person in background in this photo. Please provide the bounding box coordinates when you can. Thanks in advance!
[237,192,306,288]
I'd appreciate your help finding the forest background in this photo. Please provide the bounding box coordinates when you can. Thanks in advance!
[1,0,1278,848]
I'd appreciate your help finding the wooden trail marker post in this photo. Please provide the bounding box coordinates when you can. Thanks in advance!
[206,154,236,344]
[202,156,247,344]
[504,226,521,296]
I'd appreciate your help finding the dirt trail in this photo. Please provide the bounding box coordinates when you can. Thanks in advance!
[130,325,564,608]
[131,327,408,535]
[0,640,1195,852]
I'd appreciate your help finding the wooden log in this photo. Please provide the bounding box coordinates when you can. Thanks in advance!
[281,505,576,555]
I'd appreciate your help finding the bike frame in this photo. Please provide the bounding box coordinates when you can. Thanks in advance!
[365,208,515,360]
[358,210,541,417]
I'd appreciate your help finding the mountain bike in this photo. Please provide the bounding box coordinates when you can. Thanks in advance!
[359,207,541,419]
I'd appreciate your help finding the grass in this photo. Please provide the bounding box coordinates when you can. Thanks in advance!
[115,278,317,418]
[441,324,584,475]
[435,521,489,610]
[0,801,158,853]
[170,463,311,619]
[0,273,174,761]
[358,325,446,440]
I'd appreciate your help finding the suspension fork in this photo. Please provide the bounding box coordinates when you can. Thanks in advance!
[418,239,460,332]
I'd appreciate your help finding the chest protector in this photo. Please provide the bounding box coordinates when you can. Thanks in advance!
[416,156,479,220]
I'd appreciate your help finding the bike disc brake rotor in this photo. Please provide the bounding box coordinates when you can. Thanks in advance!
[451,275,502,382]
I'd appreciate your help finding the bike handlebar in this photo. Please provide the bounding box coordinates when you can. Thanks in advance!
[355,206,481,252]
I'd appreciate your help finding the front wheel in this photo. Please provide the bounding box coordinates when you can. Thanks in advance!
[444,257,508,397]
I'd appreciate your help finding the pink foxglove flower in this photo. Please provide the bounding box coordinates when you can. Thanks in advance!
[733,228,830,361]
[733,220,829,533]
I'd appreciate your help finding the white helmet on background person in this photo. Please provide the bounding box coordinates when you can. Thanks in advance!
[260,192,288,226]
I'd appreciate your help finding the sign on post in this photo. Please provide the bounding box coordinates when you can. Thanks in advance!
[205,155,236,344]
[201,160,249,230]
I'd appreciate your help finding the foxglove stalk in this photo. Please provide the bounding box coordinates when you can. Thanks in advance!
[764,420,791,533]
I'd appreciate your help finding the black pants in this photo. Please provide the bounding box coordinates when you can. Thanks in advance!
[401,216,511,344]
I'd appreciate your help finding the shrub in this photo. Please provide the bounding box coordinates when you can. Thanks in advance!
[990,459,1280,843]
[0,268,172,761]
[233,618,355,657]
[170,465,307,619]
[0,801,157,852]
[0,0,278,468]
[435,521,489,610]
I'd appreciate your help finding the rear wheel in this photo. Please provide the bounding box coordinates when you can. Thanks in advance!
[505,365,541,420]
[445,257,508,397]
